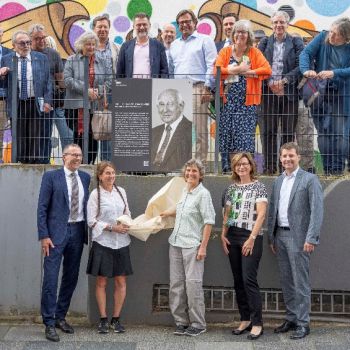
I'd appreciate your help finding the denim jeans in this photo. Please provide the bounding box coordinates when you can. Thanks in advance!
[53,107,73,151]
[100,140,111,161]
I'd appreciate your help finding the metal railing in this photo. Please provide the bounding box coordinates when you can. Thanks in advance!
[1,56,349,176]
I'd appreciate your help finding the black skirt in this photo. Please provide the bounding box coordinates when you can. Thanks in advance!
[86,241,133,277]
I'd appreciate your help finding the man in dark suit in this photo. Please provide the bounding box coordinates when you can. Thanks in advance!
[215,13,237,52]
[116,12,168,78]
[258,11,304,174]
[152,88,192,172]
[0,30,52,163]
[37,143,90,342]
[0,26,13,153]
[268,142,323,339]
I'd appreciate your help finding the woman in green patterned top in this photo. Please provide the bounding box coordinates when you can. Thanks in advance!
[221,152,267,340]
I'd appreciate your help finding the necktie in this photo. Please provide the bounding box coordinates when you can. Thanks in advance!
[70,173,79,221]
[20,57,28,100]
[154,125,172,166]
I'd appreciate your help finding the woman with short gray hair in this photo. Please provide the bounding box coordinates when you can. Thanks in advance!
[161,159,215,337]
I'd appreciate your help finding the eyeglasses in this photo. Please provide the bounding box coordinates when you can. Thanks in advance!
[235,30,248,35]
[235,162,250,168]
[64,153,83,158]
[33,36,47,41]
[178,20,193,26]
[16,40,32,47]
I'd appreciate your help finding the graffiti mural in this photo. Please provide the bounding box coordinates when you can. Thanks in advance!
[0,0,349,58]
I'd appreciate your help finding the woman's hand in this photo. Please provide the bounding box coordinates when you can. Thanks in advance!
[160,209,176,218]
[303,70,317,78]
[238,61,251,73]
[88,88,99,101]
[221,234,230,255]
[242,236,255,256]
[112,222,129,234]
[196,245,207,260]
[317,70,334,80]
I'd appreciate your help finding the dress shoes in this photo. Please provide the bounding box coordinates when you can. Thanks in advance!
[247,327,264,340]
[232,322,252,335]
[290,325,310,339]
[274,320,297,333]
[55,319,74,334]
[45,326,60,342]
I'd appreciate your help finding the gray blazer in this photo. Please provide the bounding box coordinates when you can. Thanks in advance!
[63,53,112,110]
[267,168,323,247]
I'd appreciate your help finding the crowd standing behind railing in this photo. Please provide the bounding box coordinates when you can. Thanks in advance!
[0,6,346,343]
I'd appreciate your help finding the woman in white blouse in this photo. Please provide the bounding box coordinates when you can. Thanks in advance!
[87,161,131,334]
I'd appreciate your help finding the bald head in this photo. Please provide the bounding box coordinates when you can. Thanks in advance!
[162,23,176,47]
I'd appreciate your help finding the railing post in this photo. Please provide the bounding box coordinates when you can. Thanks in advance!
[83,56,89,164]
[214,66,221,174]
[11,56,18,163]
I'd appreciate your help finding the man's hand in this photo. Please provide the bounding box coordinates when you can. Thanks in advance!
[196,246,207,260]
[0,67,9,76]
[41,237,55,257]
[43,103,51,113]
[269,243,276,255]
[303,242,315,253]
[221,234,230,255]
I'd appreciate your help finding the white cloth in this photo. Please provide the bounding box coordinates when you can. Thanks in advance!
[64,167,84,222]
[16,52,34,98]
[278,167,299,227]
[156,115,184,154]
[87,186,131,249]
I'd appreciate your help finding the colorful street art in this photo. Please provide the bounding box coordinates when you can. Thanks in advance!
[0,0,349,58]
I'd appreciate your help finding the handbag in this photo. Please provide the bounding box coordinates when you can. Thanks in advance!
[91,85,112,141]
[298,77,327,108]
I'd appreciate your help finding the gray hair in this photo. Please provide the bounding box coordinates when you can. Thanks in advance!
[28,24,45,36]
[74,31,98,53]
[182,159,205,182]
[62,143,81,155]
[157,88,184,105]
[231,20,254,48]
[12,30,29,44]
[45,36,57,51]
[328,17,350,43]
[271,10,290,24]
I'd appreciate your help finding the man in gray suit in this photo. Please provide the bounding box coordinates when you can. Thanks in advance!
[268,142,323,339]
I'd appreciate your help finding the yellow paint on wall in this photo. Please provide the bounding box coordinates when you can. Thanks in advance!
[77,0,108,15]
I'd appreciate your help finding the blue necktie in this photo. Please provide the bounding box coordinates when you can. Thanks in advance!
[20,57,28,100]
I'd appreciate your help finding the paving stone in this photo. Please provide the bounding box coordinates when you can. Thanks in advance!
[0,328,9,341]
[0,342,25,350]
[195,342,253,350]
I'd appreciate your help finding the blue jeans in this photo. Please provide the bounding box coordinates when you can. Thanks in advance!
[100,140,111,161]
[54,107,73,151]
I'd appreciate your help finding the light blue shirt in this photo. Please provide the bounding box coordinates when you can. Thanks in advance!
[168,31,217,88]
[169,183,216,248]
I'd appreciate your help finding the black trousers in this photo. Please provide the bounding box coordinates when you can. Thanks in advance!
[227,226,263,326]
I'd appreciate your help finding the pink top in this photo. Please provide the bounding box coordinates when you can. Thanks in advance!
[133,41,151,78]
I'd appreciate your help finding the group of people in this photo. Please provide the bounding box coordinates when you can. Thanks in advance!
[37,141,323,342]
[0,9,349,174]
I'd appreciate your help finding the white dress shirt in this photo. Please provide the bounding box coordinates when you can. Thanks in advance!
[87,186,131,249]
[16,52,34,98]
[64,167,85,222]
[156,115,184,155]
[278,167,299,227]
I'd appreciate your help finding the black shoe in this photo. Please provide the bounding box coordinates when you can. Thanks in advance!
[110,318,125,333]
[55,319,74,334]
[247,327,264,340]
[45,326,60,342]
[290,325,310,339]
[97,318,109,334]
[274,320,297,333]
[173,324,188,335]
[232,322,252,335]
[185,326,206,336]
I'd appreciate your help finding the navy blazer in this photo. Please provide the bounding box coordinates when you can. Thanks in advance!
[1,50,52,118]
[37,168,91,245]
[0,46,13,96]
[116,38,168,78]
[216,40,226,53]
[258,33,304,100]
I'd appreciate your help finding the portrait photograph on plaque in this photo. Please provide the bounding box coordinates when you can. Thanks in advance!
[111,78,193,172]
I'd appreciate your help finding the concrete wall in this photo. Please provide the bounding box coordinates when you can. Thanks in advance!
[0,165,349,324]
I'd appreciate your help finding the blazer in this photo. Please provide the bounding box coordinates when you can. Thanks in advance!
[116,38,168,78]
[258,33,304,100]
[216,40,226,53]
[267,168,323,248]
[63,53,112,110]
[151,116,192,172]
[37,168,91,245]
[0,46,13,96]
[1,50,52,118]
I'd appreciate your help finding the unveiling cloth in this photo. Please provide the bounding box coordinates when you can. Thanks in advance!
[117,177,186,241]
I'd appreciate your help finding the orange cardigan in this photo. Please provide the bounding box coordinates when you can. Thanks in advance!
[214,46,271,105]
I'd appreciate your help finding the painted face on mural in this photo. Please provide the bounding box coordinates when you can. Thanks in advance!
[134,16,150,41]
[157,90,184,125]
[223,16,236,39]
[161,24,176,45]
[94,19,110,43]
[177,13,196,39]
[328,25,346,46]
[272,15,288,38]
[31,30,47,51]
[13,33,31,57]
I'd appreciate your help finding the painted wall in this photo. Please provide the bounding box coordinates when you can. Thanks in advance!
[0,0,349,58]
